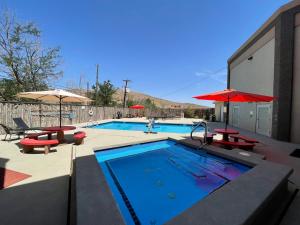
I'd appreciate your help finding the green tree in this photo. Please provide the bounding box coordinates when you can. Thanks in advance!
[0,11,62,92]
[183,107,195,118]
[0,78,21,100]
[126,98,156,109]
[127,99,138,107]
[143,98,156,109]
[92,80,117,106]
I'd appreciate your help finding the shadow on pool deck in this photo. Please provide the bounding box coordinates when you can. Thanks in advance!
[206,122,300,187]
[1,120,299,225]
[0,175,70,225]
[0,157,9,189]
[203,122,300,225]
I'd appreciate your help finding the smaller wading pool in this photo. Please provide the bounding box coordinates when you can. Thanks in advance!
[87,121,203,134]
[95,140,251,225]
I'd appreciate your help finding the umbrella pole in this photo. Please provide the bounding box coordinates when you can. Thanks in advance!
[225,97,229,130]
[59,97,62,128]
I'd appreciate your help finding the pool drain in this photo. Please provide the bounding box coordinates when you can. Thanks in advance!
[290,149,300,158]
[155,179,164,187]
[105,162,141,225]
[150,219,157,225]
[168,192,176,199]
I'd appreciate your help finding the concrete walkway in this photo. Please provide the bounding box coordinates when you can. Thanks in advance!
[0,132,74,225]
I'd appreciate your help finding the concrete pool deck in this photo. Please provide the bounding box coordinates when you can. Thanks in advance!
[73,120,295,225]
[0,118,299,225]
[207,122,300,187]
[0,118,201,225]
[207,122,300,225]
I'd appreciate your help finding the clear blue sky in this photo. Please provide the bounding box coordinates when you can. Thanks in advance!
[1,0,290,106]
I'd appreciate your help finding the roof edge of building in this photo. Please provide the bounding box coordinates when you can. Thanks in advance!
[228,0,300,64]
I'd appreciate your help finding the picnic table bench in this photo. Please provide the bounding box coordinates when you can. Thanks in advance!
[230,134,259,143]
[73,131,86,145]
[20,138,59,154]
[206,133,216,144]
[214,140,255,150]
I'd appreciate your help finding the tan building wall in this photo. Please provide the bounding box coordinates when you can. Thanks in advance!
[229,33,275,135]
[228,2,300,142]
[214,102,224,122]
[229,102,273,136]
[291,13,300,143]
[230,37,275,95]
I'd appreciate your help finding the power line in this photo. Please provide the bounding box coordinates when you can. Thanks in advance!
[200,67,227,76]
[159,81,199,98]
[159,66,227,98]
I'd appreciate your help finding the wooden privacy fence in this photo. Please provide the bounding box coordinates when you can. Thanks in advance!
[0,102,184,133]
[144,108,183,118]
[0,102,129,130]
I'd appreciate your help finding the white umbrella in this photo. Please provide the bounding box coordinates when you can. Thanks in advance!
[17,89,91,127]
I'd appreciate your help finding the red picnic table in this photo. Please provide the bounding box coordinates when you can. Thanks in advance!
[43,126,76,143]
[214,128,239,141]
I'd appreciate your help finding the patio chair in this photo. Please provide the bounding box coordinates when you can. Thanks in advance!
[0,124,25,141]
[13,117,43,131]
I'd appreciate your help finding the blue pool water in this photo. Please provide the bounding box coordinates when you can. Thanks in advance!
[88,121,201,133]
[95,140,250,225]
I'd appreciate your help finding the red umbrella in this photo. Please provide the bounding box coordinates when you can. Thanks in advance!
[193,89,275,129]
[129,104,145,109]
[193,89,274,102]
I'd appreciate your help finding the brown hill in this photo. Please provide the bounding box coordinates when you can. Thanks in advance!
[68,88,208,109]
[114,89,208,109]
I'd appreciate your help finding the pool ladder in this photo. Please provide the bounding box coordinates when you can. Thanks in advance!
[191,121,208,148]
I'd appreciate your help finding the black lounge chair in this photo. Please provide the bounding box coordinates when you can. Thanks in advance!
[0,124,25,141]
[13,117,43,131]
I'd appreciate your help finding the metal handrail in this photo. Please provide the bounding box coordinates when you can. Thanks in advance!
[190,121,208,147]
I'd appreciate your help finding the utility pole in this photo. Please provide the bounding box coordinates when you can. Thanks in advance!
[96,64,99,88]
[95,64,99,105]
[86,81,89,96]
[123,79,131,108]
[79,74,84,89]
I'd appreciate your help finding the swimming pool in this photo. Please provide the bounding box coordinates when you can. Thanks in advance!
[95,140,250,225]
[88,121,201,133]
